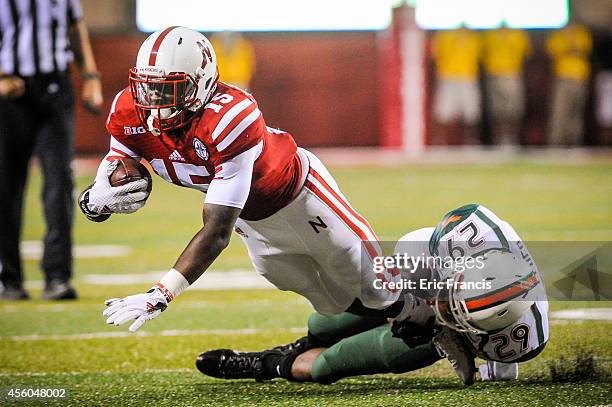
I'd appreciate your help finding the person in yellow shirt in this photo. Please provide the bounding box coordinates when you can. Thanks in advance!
[482,26,531,145]
[210,31,256,90]
[546,21,592,145]
[431,27,482,144]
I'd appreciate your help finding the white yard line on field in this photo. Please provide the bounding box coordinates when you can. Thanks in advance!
[0,298,307,313]
[1,304,69,312]
[550,308,612,321]
[4,309,611,342]
[83,269,277,290]
[4,327,306,342]
[22,269,277,291]
[21,241,131,260]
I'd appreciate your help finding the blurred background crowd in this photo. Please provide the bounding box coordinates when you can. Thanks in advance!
[63,0,612,155]
[429,18,610,147]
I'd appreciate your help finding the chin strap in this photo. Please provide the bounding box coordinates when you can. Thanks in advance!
[146,115,161,136]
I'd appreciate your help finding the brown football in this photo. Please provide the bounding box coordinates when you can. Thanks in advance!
[109,157,153,194]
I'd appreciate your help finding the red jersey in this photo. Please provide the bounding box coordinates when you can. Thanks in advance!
[105,82,303,221]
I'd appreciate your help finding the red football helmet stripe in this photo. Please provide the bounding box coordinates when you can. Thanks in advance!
[148,26,178,66]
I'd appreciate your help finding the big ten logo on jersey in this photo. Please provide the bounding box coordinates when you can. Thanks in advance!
[149,159,212,193]
[206,93,234,113]
[124,126,146,135]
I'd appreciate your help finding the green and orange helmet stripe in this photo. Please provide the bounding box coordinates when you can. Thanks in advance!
[464,271,539,313]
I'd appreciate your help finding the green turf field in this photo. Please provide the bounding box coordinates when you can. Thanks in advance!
[1,158,611,406]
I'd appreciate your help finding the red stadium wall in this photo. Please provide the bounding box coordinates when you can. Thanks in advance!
[73,35,142,154]
[75,27,609,155]
[74,32,381,155]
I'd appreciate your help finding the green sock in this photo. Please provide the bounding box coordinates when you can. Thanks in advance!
[310,324,441,384]
[307,312,389,346]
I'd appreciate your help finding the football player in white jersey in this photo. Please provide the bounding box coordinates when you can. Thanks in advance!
[195,204,549,385]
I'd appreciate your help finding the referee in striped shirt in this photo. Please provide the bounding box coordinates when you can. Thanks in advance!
[0,0,102,300]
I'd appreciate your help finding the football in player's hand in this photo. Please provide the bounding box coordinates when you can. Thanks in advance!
[109,157,153,194]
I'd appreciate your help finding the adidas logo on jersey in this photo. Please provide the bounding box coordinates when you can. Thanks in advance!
[169,150,186,162]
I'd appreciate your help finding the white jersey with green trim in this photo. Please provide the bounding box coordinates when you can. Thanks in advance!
[397,204,549,363]
[431,204,549,362]
[467,299,548,362]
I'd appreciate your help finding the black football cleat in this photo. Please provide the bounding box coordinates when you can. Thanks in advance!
[196,349,273,382]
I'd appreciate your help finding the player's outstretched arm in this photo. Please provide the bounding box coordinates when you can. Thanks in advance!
[103,145,256,332]
[102,203,240,332]
[174,203,241,283]
[173,143,257,282]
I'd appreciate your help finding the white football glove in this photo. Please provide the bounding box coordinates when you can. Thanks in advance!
[393,293,435,326]
[86,160,149,215]
[103,286,169,332]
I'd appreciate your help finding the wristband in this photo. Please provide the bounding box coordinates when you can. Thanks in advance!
[157,268,190,302]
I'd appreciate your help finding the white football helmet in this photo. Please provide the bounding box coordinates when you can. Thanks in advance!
[433,250,539,335]
[129,26,218,132]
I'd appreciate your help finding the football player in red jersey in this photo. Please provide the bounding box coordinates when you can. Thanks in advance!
[81,27,475,376]
[81,27,420,337]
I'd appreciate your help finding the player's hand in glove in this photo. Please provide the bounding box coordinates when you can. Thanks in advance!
[390,293,437,348]
[80,160,149,218]
[103,285,170,332]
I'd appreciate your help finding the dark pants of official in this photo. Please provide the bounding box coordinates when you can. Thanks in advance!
[0,72,74,289]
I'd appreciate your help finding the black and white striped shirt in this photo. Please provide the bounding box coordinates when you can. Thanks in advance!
[0,0,82,77]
